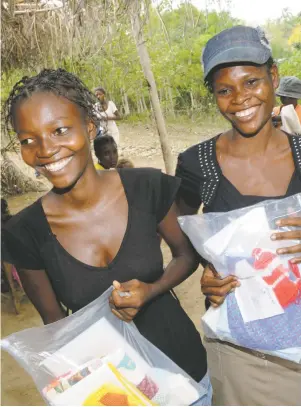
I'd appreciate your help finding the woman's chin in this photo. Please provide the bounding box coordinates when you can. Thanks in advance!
[50,177,81,194]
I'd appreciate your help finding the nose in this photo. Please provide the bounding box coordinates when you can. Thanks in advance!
[232,87,250,105]
[37,135,59,158]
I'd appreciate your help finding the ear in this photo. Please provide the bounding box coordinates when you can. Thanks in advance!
[87,121,96,142]
[270,64,279,90]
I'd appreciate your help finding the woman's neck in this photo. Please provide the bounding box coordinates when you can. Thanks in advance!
[228,120,280,156]
[53,160,104,209]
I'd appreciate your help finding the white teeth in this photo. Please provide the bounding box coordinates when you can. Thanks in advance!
[235,107,257,118]
[44,157,73,172]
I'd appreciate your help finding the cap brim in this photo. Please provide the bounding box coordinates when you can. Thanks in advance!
[204,46,271,79]
[276,90,290,97]
[276,90,301,99]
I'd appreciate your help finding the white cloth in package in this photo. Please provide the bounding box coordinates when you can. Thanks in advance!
[1,287,204,406]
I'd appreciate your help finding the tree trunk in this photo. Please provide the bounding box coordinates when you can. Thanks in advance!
[129,0,173,174]
[122,90,130,115]
[167,86,176,119]
[136,94,141,113]
[190,91,195,110]
[142,94,147,111]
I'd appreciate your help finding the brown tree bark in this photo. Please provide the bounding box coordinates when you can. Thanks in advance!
[129,0,173,174]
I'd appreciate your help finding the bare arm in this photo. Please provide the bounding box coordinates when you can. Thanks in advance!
[17,267,65,324]
[107,110,121,121]
[150,202,199,294]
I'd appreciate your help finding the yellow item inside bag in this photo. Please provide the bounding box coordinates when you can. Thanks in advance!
[83,363,156,406]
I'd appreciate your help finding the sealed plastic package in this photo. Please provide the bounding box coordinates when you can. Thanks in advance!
[178,193,301,363]
[1,288,206,406]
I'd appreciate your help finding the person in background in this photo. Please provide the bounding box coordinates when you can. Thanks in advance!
[116,158,134,169]
[94,87,121,145]
[1,198,12,225]
[94,135,118,170]
[175,26,301,406]
[272,76,301,133]
[2,69,211,405]
[1,199,23,309]
[1,198,13,293]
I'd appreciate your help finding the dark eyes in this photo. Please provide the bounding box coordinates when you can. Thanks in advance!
[54,127,68,136]
[216,78,260,96]
[19,127,69,146]
[246,78,259,86]
[217,88,231,96]
[20,138,34,145]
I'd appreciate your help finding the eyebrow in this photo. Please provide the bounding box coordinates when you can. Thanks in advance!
[17,117,70,135]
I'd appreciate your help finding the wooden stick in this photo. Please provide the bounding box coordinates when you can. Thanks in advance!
[14,6,63,15]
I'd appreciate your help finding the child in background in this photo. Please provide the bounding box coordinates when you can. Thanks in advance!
[94,136,135,170]
[93,135,118,170]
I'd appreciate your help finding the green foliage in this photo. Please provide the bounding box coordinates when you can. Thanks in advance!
[278,50,301,78]
[2,2,300,118]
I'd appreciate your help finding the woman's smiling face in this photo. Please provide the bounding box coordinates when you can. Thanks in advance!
[213,64,279,137]
[14,92,95,190]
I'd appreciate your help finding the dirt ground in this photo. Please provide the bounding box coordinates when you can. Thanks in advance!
[1,121,224,406]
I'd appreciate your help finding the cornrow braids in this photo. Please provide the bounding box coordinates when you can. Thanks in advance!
[204,57,276,94]
[4,68,99,135]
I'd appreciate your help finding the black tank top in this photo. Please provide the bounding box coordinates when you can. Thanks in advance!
[176,133,301,212]
[2,168,207,382]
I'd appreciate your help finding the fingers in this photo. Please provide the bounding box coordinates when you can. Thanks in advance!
[201,280,239,297]
[109,297,138,322]
[206,295,226,307]
[271,230,301,241]
[276,243,301,255]
[270,219,301,260]
[111,289,140,309]
[111,279,149,309]
[276,244,301,260]
[202,264,240,308]
[202,269,239,287]
[117,279,139,291]
[276,217,301,228]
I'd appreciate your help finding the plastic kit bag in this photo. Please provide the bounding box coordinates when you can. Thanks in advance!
[1,288,206,406]
[178,193,301,363]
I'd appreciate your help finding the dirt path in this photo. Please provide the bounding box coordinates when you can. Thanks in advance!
[1,122,223,406]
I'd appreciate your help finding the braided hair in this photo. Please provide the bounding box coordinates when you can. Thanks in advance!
[5,68,99,134]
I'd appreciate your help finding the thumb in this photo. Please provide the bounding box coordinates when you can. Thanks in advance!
[117,279,138,292]
[113,280,121,290]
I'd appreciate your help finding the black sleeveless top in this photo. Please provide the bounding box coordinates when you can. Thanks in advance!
[176,134,301,212]
[176,134,301,310]
[2,168,207,382]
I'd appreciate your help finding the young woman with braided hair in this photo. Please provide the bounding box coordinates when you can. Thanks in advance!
[2,69,212,403]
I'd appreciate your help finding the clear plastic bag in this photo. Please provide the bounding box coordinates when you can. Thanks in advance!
[178,193,301,363]
[1,288,206,406]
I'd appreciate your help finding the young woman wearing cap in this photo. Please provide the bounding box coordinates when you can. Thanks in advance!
[176,25,301,405]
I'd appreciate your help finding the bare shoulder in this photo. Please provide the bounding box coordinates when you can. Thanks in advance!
[215,130,232,153]
[271,130,292,156]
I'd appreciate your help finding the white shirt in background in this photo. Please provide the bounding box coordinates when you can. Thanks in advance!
[95,101,120,145]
